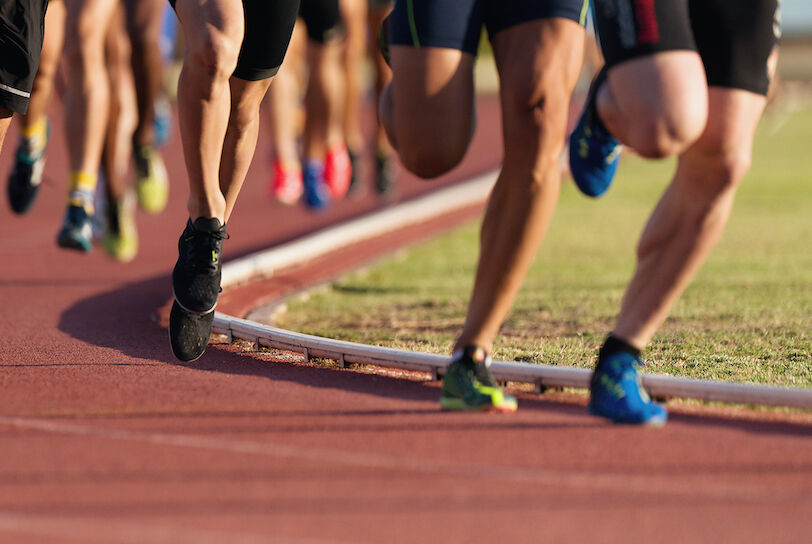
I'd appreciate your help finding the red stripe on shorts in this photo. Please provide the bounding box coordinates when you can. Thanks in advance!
[634,0,660,44]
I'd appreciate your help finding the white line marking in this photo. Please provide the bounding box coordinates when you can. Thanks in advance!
[0,511,339,544]
[2,416,808,503]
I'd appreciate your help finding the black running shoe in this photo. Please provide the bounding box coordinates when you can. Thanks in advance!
[57,205,94,252]
[7,124,49,214]
[169,301,216,362]
[172,217,226,314]
[347,148,363,197]
[170,217,226,361]
[375,152,396,200]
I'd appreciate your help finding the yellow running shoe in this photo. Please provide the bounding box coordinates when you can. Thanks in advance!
[440,346,517,412]
[103,191,138,262]
[134,145,169,214]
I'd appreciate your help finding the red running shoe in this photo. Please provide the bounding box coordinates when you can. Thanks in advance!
[270,159,303,205]
[324,145,352,200]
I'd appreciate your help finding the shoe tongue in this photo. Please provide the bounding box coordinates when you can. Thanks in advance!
[191,217,224,233]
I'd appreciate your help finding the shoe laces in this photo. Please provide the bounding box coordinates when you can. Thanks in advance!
[454,346,497,387]
[181,224,227,273]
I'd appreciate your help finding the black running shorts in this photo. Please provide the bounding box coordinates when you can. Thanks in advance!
[299,0,343,44]
[170,0,300,81]
[592,0,781,96]
[389,0,589,56]
[0,0,49,114]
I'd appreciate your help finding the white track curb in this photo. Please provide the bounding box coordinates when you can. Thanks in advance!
[213,172,812,410]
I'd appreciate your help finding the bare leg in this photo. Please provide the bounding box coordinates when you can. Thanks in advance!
[220,77,274,222]
[174,0,245,223]
[380,45,475,178]
[455,19,585,352]
[0,110,11,154]
[339,0,367,154]
[101,4,137,203]
[63,0,119,177]
[20,0,66,132]
[597,51,708,158]
[612,88,767,348]
[123,0,166,149]
[302,37,345,162]
[266,22,305,171]
[368,2,393,155]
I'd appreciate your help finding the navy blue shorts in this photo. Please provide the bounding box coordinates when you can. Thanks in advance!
[389,0,588,55]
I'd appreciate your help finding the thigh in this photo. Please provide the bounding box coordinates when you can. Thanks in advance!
[389,0,483,55]
[491,17,584,133]
[593,0,707,134]
[390,45,475,131]
[690,0,779,96]
[300,0,344,44]
[0,0,48,114]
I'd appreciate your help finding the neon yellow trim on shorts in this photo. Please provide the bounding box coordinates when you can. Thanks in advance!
[579,0,589,27]
[407,0,421,47]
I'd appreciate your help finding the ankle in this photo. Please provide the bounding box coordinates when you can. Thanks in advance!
[598,334,642,366]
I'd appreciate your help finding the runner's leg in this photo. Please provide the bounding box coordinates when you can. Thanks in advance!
[173,0,246,223]
[220,77,275,222]
[455,18,585,351]
[381,46,475,178]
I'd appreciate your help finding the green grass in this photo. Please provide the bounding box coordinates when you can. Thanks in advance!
[276,104,812,388]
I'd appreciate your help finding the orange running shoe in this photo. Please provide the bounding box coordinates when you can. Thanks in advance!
[324,145,352,200]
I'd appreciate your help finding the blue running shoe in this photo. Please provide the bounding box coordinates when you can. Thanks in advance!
[589,352,667,426]
[569,70,622,198]
[57,205,94,253]
[303,161,331,211]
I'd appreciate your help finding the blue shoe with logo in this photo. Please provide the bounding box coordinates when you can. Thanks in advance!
[589,352,667,426]
[303,161,331,211]
[568,70,622,198]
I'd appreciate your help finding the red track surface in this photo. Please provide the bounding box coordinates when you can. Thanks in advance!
[1,96,810,544]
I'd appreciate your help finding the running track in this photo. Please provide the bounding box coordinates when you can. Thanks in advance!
[1,96,810,543]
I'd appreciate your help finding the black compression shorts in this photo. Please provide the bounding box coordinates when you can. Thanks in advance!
[389,0,589,56]
[592,0,781,96]
[0,0,49,114]
[299,0,343,44]
[170,0,300,81]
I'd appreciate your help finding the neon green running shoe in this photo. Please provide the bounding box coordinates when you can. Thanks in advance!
[440,346,517,413]
[134,145,169,214]
[103,191,138,262]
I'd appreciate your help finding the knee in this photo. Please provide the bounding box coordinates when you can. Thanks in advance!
[692,143,752,194]
[501,75,571,154]
[398,132,471,179]
[392,98,473,179]
[631,102,707,159]
[186,28,242,83]
[64,28,104,69]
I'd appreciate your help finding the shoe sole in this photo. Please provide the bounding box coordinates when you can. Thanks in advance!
[57,232,92,253]
[440,396,518,413]
[169,301,215,362]
[587,404,668,427]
